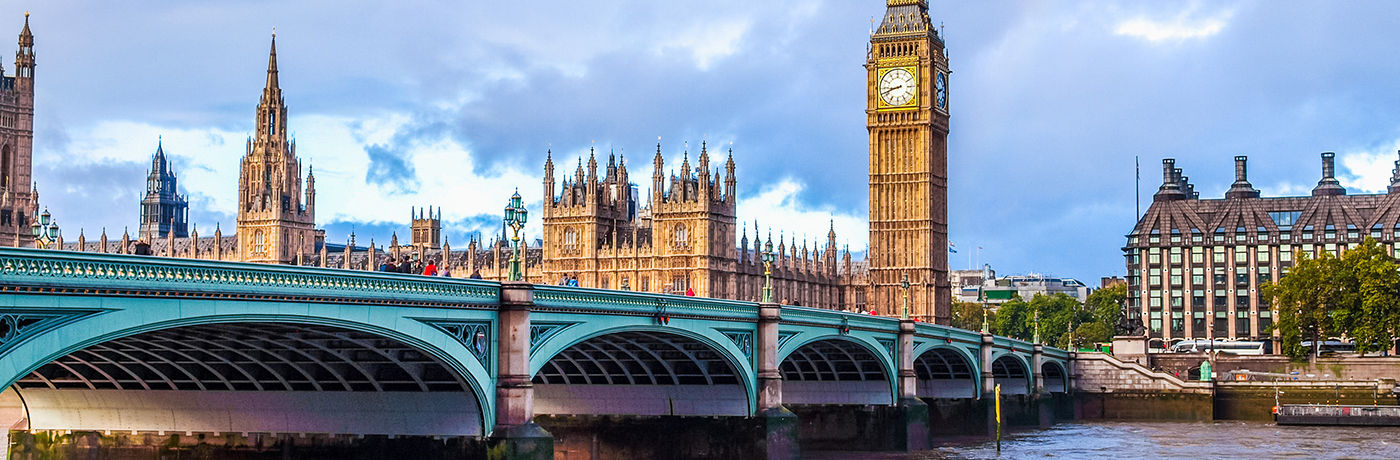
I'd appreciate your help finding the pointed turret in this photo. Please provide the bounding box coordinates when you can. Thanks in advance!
[652,141,665,202]
[99,228,108,253]
[544,149,555,206]
[15,11,34,87]
[724,146,737,202]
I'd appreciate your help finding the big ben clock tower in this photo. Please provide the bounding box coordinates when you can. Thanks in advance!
[867,0,951,324]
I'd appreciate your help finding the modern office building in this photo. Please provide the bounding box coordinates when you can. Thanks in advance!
[1125,152,1400,350]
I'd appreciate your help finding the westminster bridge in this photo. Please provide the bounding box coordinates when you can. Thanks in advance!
[0,248,1070,458]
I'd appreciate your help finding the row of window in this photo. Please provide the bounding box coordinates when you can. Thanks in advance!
[1131,226,1399,246]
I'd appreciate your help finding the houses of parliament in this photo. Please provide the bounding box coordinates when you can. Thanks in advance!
[7,1,954,322]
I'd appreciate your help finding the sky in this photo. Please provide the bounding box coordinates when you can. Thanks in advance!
[16,0,1400,283]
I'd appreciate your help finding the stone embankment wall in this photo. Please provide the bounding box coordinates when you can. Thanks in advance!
[1072,352,1213,420]
[1153,354,1400,381]
[1073,352,1213,395]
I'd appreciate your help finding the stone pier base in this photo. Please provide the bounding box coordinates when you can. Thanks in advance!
[486,422,552,460]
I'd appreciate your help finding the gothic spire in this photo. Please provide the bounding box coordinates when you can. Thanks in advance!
[266,32,279,90]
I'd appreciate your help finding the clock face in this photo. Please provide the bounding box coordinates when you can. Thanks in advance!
[935,72,947,109]
[878,68,916,107]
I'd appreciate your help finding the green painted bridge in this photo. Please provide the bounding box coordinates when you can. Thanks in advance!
[0,247,1069,454]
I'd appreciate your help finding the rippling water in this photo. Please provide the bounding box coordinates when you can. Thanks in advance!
[808,421,1400,459]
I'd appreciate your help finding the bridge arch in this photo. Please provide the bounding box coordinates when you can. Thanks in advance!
[990,354,1031,395]
[529,325,755,416]
[1041,360,1068,394]
[0,307,496,436]
[777,335,896,405]
[912,345,979,399]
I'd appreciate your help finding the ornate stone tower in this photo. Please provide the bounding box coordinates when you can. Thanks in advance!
[648,142,738,297]
[138,139,189,240]
[867,0,951,323]
[236,34,316,264]
[0,13,35,248]
[411,206,442,250]
[540,148,637,285]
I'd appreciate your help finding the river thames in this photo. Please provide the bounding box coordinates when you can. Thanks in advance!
[809,421,1400,459]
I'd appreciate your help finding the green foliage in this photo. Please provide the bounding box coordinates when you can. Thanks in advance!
[951,300,991,331]
[1085,284,1127,332]
[1265,238,1400,360]
[987,292,1114,349]
[991,297,1031,339]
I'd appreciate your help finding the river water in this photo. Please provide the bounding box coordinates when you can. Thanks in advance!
[808,421,1400,459]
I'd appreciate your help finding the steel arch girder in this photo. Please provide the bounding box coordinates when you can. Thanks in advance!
[0,293,498,434]
[774,326,900,405]
[527,311,759,415]
[909,342,983,399]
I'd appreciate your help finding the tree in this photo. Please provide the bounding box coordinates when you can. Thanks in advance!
[1337,238,1400,355]
[1266,238,1400,360]
[1084,284,1127,334]
[1263,250,1354,360]
[951,300,991,331]
[991,298,1031,340]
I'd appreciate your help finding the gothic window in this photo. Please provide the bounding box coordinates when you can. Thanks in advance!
[674,223,688,247]
[254,230,266,253]
[641,276,650,292]
[563,228,577,251]
[0,145,9,189]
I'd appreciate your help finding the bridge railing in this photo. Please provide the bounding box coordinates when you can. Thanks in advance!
[532,284,758,320]
[0,247,500,306]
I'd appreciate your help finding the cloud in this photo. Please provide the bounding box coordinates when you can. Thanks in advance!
[363,143,417,193]
[1338,141,1400,194]
[739,178,866,250]
[1114,6,1235,42]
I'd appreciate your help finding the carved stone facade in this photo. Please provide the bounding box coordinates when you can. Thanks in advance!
[866,0,951,323]
[531,145,847,307]
[138,140,188,240]
[0,14,36,248]
[234,35,316,265]
[1126,153,1400,350]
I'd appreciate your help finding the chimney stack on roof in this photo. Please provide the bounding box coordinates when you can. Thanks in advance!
[1153,158,1187,201]
[1390,149,1400,194]
[1312,152,1346,197]
[1225,155,1259,199]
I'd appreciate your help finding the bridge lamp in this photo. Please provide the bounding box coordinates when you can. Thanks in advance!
[504,190,527,282]
[30,207,58,249]
[761,239,775,303]
[900,273,911,320]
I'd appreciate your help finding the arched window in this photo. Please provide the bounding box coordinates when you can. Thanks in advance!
[563,227,577,251]
[674,223,688,247]
[253,230,266,254]
[0,145,10,189]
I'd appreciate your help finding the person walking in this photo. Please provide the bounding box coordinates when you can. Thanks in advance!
[469,269,482,280]
[422,258,438,276]
[685,287,695,297]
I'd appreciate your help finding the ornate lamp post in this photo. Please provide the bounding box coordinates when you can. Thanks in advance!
[900,273,911,320]
[30,207,59,249]
[503,190,527,282]
[980,264,991,333]
[761,239,776,302]
[1033,306,1042,344]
